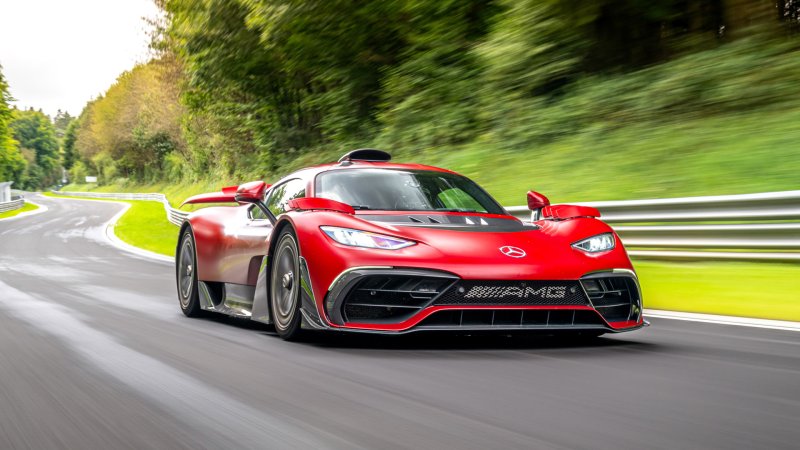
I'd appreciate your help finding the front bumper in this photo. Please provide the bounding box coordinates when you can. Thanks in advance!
[320,268,645,334]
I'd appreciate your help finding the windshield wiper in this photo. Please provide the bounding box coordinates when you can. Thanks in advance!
[351,205,372,210]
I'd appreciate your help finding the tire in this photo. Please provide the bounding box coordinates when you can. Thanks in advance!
[270,228,303,340]
[176,229,204,317]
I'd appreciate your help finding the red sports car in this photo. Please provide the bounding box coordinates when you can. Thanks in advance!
[176,149,645,340]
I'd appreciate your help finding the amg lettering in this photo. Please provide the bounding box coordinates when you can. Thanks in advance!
[464,285,567,299]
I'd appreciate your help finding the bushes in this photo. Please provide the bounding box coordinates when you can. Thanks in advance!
[55,1,800,199]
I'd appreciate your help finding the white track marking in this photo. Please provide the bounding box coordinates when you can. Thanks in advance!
[103,201,174,263]
[45,195,173,264]
[645,309,800,332]
[0,199,48,222]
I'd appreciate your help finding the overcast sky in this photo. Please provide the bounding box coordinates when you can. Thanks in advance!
[0,0,159,117]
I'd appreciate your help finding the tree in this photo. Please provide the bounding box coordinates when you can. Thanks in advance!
[71,57,185,182]
[10,109,60,188]
[0,67,26,183]
[62,119,79,170]
[53,110,74,140]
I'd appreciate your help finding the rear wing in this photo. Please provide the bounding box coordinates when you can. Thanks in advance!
[180,182,271,207]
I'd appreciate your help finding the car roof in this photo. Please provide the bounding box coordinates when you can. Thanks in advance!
[272,161,460,187]
[315,161,456,174]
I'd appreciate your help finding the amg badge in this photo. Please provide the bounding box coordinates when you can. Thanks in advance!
[464,285,567,300]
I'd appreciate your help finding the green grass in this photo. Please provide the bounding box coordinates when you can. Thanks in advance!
[43,192,177,256]
[113,201,178,256]
[410,108,800,205]
[0,201,39,219]
[636,260,800,321]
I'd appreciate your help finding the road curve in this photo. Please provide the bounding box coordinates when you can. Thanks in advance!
[1,193,798,449]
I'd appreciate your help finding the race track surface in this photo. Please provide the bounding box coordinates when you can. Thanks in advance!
[1,194,798,449]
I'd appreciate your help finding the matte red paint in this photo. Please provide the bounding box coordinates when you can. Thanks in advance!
[183,161,643,332]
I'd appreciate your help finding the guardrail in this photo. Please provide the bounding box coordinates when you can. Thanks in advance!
[52,189,800,261]
[0,198,24,214]
[506,190,800,261]
[50,191,188,226]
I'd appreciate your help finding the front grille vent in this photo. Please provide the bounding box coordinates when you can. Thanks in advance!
[418,309,605,329]
[342,275,454,322]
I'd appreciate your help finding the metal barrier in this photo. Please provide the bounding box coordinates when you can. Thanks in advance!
[53,189,800,261]
[51,191,188,226]
[506,190,800,261]
[0,198,24,214]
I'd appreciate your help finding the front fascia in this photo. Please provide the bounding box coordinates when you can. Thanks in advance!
[288,210,636,329]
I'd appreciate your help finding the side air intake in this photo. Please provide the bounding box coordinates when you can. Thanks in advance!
[580,273,642,323]
[338,149,392,163]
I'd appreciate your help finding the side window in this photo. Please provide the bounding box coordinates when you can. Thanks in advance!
[265,179,306,217]
[249,205,268,220]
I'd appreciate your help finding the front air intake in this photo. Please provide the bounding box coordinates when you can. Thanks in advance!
[417,309,606,329]
[580,274,642,323]
[341,274,454,322]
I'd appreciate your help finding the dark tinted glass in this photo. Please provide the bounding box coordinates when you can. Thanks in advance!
[315,169,504,214]
[265,178,306,216]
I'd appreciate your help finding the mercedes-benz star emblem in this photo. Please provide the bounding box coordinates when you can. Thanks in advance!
[499,246,526,258]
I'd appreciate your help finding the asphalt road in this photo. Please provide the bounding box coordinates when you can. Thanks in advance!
[0,193,798,449]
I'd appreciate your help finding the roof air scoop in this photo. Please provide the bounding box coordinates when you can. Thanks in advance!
[338,149,392,164]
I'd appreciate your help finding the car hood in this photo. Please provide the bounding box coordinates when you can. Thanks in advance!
[355,213,632,280]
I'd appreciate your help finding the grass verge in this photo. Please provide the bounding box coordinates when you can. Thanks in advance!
[0,201,39,220]
[43,192,176,256]
[636,260,800,322]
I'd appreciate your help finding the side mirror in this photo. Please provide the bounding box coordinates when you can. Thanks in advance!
[235,181,268,204]
[527,191,550,221]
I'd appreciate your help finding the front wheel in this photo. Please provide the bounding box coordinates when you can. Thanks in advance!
[176,229,203,317]
[270,228,303,340]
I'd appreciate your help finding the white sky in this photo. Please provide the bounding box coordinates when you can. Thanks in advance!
[0,0,159,117]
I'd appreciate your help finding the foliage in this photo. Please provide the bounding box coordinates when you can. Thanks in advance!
[57,1,800,204]
[10,108,60,189]
[71,56,185,183]
[62,120,79,170]
[52,110,74,140]
[0,66,26,183]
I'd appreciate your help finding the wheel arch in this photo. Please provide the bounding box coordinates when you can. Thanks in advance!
[177,221,193,252]
[251,217,296,326]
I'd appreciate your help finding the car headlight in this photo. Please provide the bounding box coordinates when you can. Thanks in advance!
[321,226,415,250]
[572,233,615,253]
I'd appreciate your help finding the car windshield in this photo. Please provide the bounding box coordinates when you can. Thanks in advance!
[315,169,505,214]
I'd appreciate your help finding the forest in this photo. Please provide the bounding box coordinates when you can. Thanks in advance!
[1,0,799,200]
